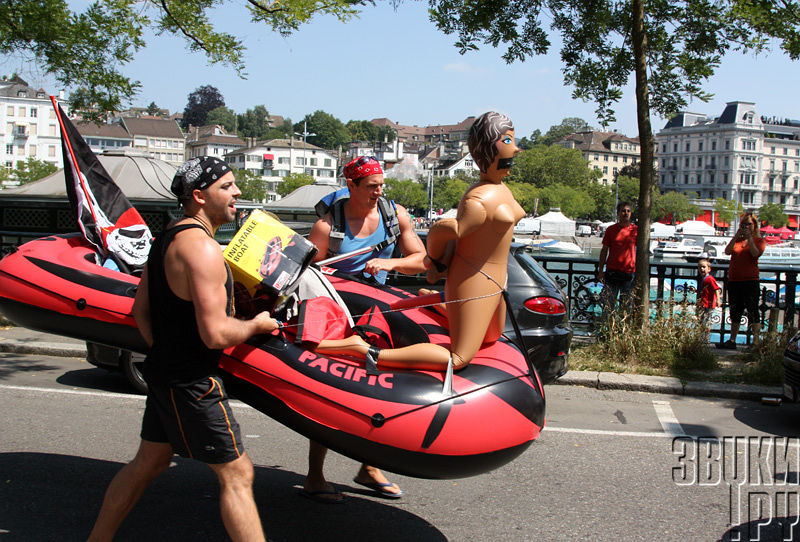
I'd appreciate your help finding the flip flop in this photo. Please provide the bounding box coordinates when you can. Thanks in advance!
[352,478,404,499]
[298,487,347,504]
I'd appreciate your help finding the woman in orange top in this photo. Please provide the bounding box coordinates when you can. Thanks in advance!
[718,212,766,349]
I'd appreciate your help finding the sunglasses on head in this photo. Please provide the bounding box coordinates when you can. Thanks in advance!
[353,155,378,166]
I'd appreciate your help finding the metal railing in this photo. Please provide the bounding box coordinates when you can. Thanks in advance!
[532,253,799,344]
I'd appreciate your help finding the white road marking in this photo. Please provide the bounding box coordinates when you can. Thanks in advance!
[652,399,687,437]
[1,383,679,439]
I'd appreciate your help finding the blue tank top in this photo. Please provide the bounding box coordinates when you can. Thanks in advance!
[331,211,395,284]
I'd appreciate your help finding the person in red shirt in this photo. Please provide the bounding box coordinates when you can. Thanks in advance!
[597,202,638,322]
[697,259,721,335]
[717,212,766,349]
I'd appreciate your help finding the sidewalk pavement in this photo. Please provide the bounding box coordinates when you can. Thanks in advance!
[0,326,783,402]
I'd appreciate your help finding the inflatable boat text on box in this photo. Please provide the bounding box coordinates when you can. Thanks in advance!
[223,210,317,299]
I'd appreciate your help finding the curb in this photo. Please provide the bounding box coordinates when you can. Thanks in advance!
[555,369,782,402]
[0,339,87,358]
[0,338,783,402]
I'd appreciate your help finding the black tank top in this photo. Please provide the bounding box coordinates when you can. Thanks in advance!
[142,224,233,385]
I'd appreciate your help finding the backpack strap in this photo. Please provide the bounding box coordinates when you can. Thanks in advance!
[325,196,401,259]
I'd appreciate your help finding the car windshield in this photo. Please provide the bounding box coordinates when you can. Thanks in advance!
[514,248,559,286]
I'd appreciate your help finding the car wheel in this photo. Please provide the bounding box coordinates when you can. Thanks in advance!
[121,350,147,394]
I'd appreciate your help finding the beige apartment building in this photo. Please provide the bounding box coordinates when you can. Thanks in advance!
[555,131,640,186]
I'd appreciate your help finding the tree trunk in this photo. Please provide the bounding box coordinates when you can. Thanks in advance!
[631,0,654,329]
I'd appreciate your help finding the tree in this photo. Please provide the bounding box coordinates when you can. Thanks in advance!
[429,0,780,326]
[11,157,57,185]
[653,191,700,224]
[584,181,615,221]
[507,144,601,188]
[539,183,595,218]
[2,0,362,120]
[232,168,267,202]
[714,197,741,229]
[517,129,542,150]
[384,178,427,210]
[277,172,314,197]
[538,118,593,146]
[182,85,225,129]
[758,202,789,228]
[346,120,397,143]
[297,111,350,150]
[206,106,237,133]
[432,177,469,212]
[145,101,161,117]
[237,105,271,140]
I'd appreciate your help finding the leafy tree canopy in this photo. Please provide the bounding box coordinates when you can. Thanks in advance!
[346,120,397,143]
[758,202,789,228]
[538,183,595,218]
[506,181,539,215]
[384,178,427,210]
[507,144,601,188]
[297,111,350,150]
[145,101,161,116]
[539,117,593,146]
[232,168,267,202]
[652,191,700,224]
[584,180,615,221]
[517,129,541,150]
[713,197,742,227]
[237,105,271,140]
[206,106,237,133]
[277,172,314,197]
[182,85,224,129]
[7,157,58,185]
[1,0,363,121]
[432,177,469,212]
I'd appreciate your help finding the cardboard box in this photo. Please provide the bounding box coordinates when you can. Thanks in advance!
[223,210,317,305]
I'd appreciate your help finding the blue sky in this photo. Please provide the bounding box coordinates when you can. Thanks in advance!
[4,1,799,138]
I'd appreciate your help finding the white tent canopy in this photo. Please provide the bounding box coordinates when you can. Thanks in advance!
[651,222,676,238]
[676,220,715,236]
[537,209,576,237]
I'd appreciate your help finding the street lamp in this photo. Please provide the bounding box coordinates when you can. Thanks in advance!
[294,120,316,178]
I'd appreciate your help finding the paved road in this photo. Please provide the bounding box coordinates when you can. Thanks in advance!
[1,352,799,541]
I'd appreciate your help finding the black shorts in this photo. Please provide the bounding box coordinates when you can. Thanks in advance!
[726,280,760,323]
[141,376,244,464]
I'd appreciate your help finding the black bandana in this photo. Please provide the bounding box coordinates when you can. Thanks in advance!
[171,156,231,198]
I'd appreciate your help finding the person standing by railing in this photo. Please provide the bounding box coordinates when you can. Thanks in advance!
[597,202,637,324]
[718,212,765,349]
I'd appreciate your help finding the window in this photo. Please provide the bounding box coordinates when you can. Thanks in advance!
[30,108,37,118]
[613,167,618,175]
[724,156,729,167]
[613,155,618,162]
[784,148,788,155]
[324,158,332,167]
[725,140,730,150]
[28,124,36,135]
[684,174,689,184]
[673,143,678,152]
[685,157,690,167]
[4,161,11,171]
[296,157,305,166]
[6,106,14,116]
[709,173,714,184]
[28,145,36,156]
[698,156,703,167]
[686,142,691,152]
[593,154,599,161]
[711,141,717,151]
[49,145,56,157]
[309,158,318,166]
[699,142,703,151]
[771,146,776,154]
[278,157,290,164]
[5,144,11,155]
[602,166,608,173]
[603,154,608,161]
[49,125,56,136]
[304,168,314,176]
[723,173,729,184]
[662,144,667,153]
[16,145,24,155]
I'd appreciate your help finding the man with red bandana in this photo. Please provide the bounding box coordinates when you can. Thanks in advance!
[303,156,426,502]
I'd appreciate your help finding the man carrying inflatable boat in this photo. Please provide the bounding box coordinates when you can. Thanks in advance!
[0,108,546,538]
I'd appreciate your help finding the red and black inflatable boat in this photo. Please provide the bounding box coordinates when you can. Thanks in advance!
[0,233,545,479]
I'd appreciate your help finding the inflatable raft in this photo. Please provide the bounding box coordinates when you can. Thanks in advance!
[0,233,545,479]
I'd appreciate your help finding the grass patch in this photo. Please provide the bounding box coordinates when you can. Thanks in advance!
[570,304,719,379]
[737,328,796,386]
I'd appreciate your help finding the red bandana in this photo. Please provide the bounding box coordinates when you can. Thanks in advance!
[343,156,383,181]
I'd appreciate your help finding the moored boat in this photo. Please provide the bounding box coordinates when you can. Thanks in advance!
[0,233,545,479]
